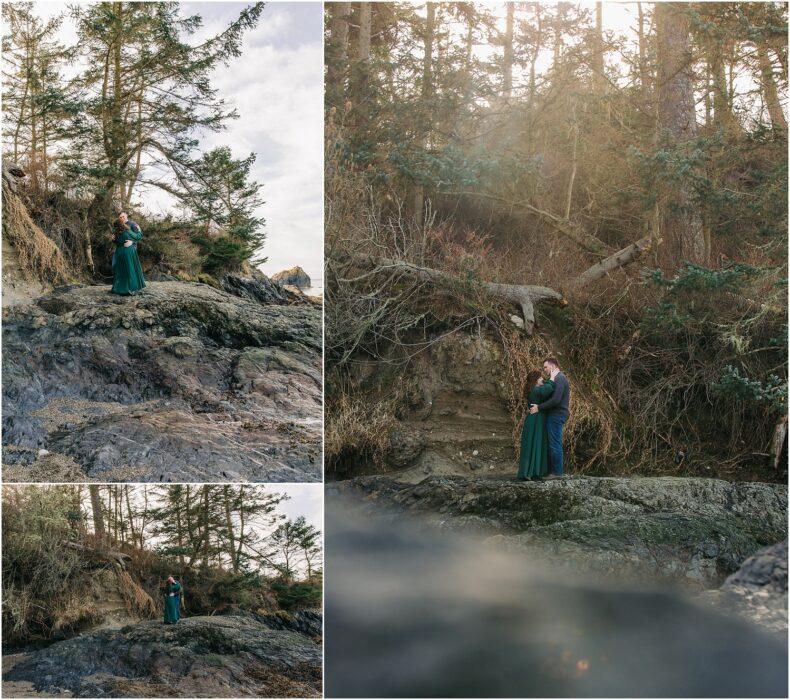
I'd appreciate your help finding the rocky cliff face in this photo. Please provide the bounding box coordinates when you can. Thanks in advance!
[3,279,322,482]
[336,333,517,479]
[3,615,322,698]
[330,475,788,589]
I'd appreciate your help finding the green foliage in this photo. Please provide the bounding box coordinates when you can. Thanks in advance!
[641,263,768,338]
[191,234,252,276]
[711,366,787,414]
[269,579,322,611]
[180,147,266,257]
[648,261,763,294]
[128,216,202,277]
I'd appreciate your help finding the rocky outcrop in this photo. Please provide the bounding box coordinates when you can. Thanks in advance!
[272,267,311,289]
[333,334,516,479]
[257,610,322,639]
[329,475,788,588]
[703,540,788,634]
[214,607,322,639]
[3,281,322,482]
[221,271,310,307]
[3,615,321,698]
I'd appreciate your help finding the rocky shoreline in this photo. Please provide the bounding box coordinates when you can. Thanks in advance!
[328,474,788,633]
[2,615,322,698]
[3,278,322,482]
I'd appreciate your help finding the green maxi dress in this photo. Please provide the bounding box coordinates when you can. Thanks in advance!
[517,380,555,479]
[164,582,182,624]
[111,226,145,295]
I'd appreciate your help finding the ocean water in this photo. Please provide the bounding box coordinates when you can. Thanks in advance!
[302,272,324,298]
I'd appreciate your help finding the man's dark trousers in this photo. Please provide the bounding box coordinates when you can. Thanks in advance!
[546,413,567,475]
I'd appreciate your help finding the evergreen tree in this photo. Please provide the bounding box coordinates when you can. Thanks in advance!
[184,147,266,270]
[2,2,74,192]
[65,1,264,234]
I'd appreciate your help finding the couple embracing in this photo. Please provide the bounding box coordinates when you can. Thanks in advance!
[110,210,146,296]
[517,357,570,481]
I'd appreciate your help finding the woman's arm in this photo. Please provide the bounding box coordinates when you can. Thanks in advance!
[534,380,555,402]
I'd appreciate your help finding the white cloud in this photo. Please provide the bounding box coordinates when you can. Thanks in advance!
[275,483,324,531]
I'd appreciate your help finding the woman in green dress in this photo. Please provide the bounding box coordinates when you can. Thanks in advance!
[517,370,555,481]
[163,576,182,624]
[111,216,146,295]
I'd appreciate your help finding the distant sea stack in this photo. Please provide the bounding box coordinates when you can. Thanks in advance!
[272,266,311,289]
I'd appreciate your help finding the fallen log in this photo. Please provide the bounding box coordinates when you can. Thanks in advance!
[62,540,132,568]
[337,253,564,334]
[567,234,658,292]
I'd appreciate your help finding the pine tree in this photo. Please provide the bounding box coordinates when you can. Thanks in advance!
[66,2,264,235]
[2,3,73,192]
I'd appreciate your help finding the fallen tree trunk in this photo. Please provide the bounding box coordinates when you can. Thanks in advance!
[567,234,657,292]
[337,253,565,334]
[62,541,132,568]
[336,228,655,335]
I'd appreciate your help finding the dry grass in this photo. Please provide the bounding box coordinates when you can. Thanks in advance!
[324,390,400,477]
[50,592,102,638]
[3,452,87,483]
[116,568,159,618]
[2,179,70,284]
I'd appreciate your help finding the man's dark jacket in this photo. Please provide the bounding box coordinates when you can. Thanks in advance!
[538,371,570,417]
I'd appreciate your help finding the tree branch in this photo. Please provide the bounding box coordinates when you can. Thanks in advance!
[444,190,610,256]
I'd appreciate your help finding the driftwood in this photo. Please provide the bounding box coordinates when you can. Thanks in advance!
[338,253,565,334]
[770,416,788,471]
[63,541,132,568]
[567,235,658,292]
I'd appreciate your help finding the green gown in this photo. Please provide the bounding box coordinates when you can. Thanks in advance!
[111,226,145,295]
[517,380,555,479]
[164,581,182,624]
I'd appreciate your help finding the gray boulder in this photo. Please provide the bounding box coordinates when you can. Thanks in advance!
[221,271,306,306]
[703,540,788,634]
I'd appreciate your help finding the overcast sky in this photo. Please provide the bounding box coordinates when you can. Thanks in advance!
[187,2,323,282]
[22,1,323,284]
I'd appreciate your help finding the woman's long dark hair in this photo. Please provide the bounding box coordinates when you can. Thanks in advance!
[524,370,542,400]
